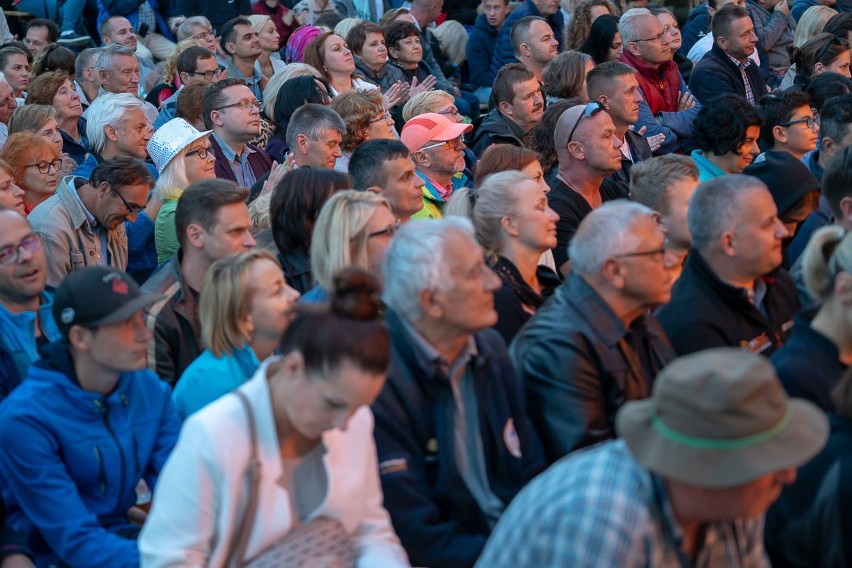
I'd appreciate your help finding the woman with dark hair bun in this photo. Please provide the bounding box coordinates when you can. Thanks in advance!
[788,33,851,89]
[579,14,623,65]
[140,267,410,567]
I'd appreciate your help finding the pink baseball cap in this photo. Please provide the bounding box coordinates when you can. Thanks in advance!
[400,113,472,154]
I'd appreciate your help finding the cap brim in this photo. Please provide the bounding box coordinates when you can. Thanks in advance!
[87,292,164,328]
[615,397,829,488]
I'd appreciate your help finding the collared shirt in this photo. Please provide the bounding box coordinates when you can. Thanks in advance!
[476,439,770,568]
[212,133,258,188]
[726,52,755,105]
[397,318,506,527]
[226,62,264,102]
[67,177,109,266]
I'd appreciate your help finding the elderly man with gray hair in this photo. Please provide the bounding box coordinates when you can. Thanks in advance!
[0,73,16,148]
[84,44,158,123]
[372,216,545,568]
[511,199,676,463]
[656,174,799,357]
[619,7,700,154]
[285,103,346,170]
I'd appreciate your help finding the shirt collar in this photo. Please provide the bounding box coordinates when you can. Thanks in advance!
[68,177,98,228]
[213,133,252,162]
[725,51,751,69]
[397,316,478,376]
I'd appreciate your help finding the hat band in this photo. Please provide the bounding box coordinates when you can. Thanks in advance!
[651,407,793,450]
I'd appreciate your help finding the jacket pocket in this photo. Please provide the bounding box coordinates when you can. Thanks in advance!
[70,251,85,269]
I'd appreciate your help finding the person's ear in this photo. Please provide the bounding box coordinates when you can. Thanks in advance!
[773,124,788,145]
[501,214,519,237]
[600,257,626,289]
[225,40,236,56]
[720,229,737,257]
[626,40,641,56]
[296,133,310,154]
[96,181,111,198]
[519,41,532,57]
[67,325,92,352]
[412,150,431,168]
[98,68,109,84]
[566,140,585,160]
[814,62,825,74]
[419,287,444,319]
[178,71,191,85]
[838,195,852,225]
[597,95,610,110]
[186,222,205,249]
[104,124,119,143]
[498,100,513,116]
[210,109,225,128]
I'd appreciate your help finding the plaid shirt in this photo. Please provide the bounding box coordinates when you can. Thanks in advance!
[475,440,770,568]
[727,52,755,105]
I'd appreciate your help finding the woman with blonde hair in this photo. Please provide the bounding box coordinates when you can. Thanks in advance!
[772,223,852,411]
[302,190,397,302]
[173,249,301,419]
[249,15,286,79]
[445,170,560,342]
[150,118,217,263]
[330,89,395,172]
[140,268,410,568]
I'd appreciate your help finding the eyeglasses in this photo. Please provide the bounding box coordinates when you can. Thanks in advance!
[419,136,464,151]
[191,68,225,80]
[614,246,666,261]
[25,158,62,174]
[370,111,393,124]
[0,234,41,266]
[567,101,606,144]
[367,219,401,239]
[814,35,850,68]
[215,99,261,112]
[112,186,146,214]
[186,146,211,160]
[192,29,216,42]
[436,106,460,118]
[633,26,671,43]
[779,116,818,130]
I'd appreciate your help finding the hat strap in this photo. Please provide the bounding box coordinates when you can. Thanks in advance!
[651,408,793,450]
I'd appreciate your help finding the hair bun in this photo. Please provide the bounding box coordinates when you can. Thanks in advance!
[330,268,383,321]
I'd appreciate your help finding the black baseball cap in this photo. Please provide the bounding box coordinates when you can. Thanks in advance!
[53,267,163,337]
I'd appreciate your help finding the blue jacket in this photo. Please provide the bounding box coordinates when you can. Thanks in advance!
[467,14,499,89]
[635,74,700,155]
[371,309,545,568]
[0,292,61,400]
[97,0,174,41]
[490,1,564,78]
[0,341,181,568]
[172,345,260,420]
[679,4,710,57]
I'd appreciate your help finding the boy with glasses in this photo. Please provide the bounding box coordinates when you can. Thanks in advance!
[758,90,821,161]
[28,157,154,287]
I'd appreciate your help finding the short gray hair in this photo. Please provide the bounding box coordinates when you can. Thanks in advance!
[688,174,769,252]
[86,92,146,153]
[75,47,101,80]
[171,15,213,42]
[570,199,655,275]
[285,104,346,150]
[97,43,136,72]
[382,216,476,322]
[618,8,654,43]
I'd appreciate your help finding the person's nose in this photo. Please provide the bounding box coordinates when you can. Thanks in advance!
[776,218,790,239]
[244,231,257,248]
[612,134,623,148]
[485,267,501,291]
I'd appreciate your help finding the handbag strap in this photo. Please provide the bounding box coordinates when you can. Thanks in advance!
[225,389,262,568]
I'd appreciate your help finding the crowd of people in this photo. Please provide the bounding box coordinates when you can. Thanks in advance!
[0,0,850,565]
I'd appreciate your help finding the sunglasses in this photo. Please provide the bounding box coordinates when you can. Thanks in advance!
[567,101,606,144]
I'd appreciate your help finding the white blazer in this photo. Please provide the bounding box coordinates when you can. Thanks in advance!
[139,361,410,568]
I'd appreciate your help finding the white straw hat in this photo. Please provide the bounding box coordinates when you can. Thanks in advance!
[147,118,212,174]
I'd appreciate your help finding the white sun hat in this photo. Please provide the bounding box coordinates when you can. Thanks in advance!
[147,117,212,174]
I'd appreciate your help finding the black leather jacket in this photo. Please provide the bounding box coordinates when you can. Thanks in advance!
[510,271,675,463]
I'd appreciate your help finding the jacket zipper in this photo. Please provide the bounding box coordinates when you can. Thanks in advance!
[95,398,127,509]
[92,445,106,496]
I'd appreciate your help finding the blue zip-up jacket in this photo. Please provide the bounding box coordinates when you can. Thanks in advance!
[0,291,61,399]
[372,309,545,568]
[467,14,499,89]
[679,4,710,57]
[490,1,563,79]
[97,0,174,41]
[0,341,181,568]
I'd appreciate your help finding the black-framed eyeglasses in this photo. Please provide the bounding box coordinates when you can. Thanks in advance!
[0,233,41,266]
[370,111,393,124]
[186,146,212,160]
[567,101,606,144]
[26,158,62,174]
[367,219,401,239]
[779,116,818,130]
[192,68,224,81]
[113,186,146,214]
[215,99,261,112]
[614,246,666,261]
[814,35,850,68]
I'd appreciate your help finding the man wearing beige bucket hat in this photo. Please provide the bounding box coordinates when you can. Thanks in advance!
[476,348,829,568]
